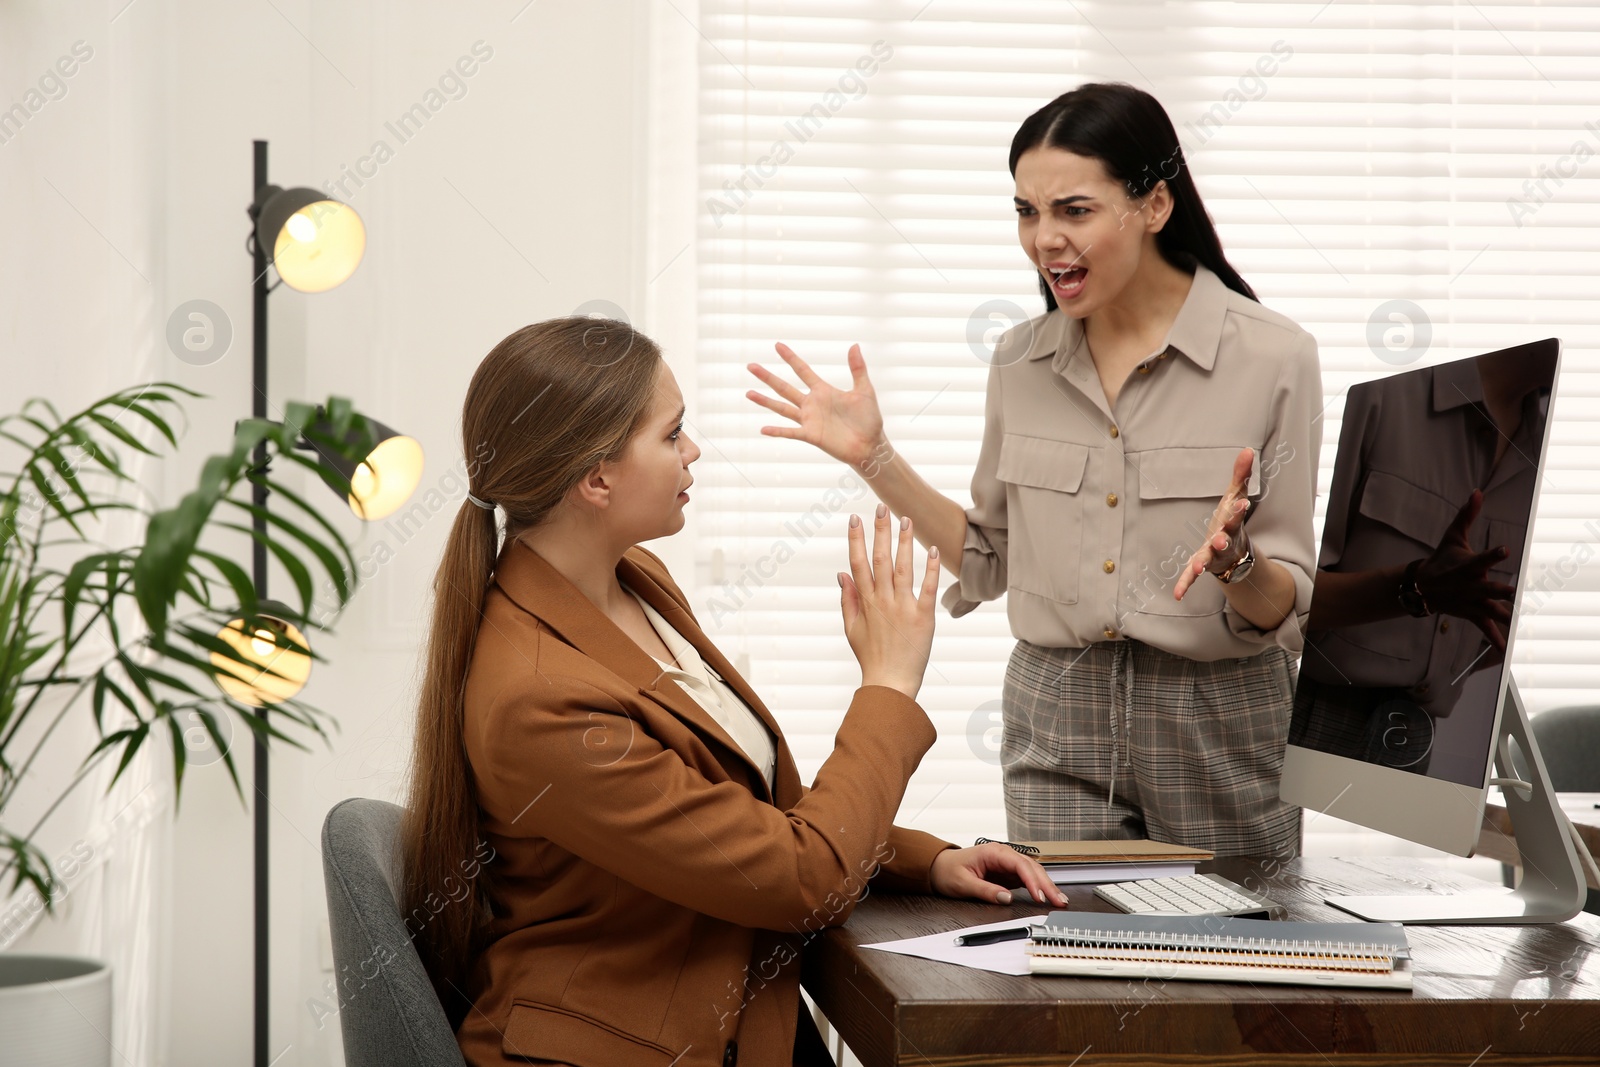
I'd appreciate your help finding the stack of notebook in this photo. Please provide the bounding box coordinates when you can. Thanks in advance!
[1026,911,1413,990]
[1012,839,1215,885]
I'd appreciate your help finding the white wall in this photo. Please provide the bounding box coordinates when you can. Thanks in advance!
[2,1,176,1064]
[2,1,672,1063]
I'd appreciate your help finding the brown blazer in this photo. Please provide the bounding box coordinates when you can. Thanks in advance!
[455,537,956,1067]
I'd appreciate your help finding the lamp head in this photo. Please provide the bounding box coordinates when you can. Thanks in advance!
[303,413,425,521]
[252,185,366,293]
[211,601,312,707]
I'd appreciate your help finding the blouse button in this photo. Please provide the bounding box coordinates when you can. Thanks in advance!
[1106,492,1118,507]
[1103,560,1116,574]
[1440,620,1451,632]
[1109,425,1119,438]
[1137,364,1151,374]
[1103,627,1117,639]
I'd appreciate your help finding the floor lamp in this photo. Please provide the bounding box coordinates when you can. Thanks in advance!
[240,138,423,1067]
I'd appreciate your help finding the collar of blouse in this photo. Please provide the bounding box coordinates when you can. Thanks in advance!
[1012,261,1232,379]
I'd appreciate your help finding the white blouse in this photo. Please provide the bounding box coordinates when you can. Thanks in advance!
[624,583,777,790]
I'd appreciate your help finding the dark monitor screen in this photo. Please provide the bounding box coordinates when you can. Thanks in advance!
[1289,339,1559,788]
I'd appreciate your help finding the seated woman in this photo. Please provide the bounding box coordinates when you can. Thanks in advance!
[399,317,1065,1067]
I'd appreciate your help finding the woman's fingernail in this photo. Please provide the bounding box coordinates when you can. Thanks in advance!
[931,545,940,559]
[850,514,860,528]
[900,515,910,531]
[837,572,845,588]
[877,502,888,519]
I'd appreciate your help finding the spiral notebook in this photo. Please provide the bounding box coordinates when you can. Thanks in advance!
[1026,911,1414,990]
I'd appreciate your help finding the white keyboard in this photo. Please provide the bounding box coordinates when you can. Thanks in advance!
[1094,873,1286,919]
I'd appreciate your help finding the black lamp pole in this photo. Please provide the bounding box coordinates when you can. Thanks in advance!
[243,139,389,1065]
[249,137,272,1067]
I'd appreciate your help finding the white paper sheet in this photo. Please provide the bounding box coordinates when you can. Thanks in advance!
[859,916,1048,976]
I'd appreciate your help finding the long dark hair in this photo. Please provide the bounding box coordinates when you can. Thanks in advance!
[399,317,662,1027]
[1009,81,1257,311]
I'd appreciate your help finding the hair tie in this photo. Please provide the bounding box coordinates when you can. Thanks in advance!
[465,492,496,511]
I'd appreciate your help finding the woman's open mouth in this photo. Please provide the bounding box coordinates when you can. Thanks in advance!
[1043,263,1088,299]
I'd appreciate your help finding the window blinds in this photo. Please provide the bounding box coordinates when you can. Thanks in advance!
[692,0,1600,847]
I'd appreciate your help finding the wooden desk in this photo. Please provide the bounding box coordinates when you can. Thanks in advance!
[803,857,1600,1065]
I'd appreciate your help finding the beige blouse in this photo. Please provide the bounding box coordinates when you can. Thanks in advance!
[941,263,1323,661]
[624,583,777,789]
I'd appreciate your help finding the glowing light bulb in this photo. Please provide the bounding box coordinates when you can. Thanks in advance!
[345,436,423,521]
[349,462,378,502]
[211,614,312,706]
[285,212,318,243]
[268,197,365,293]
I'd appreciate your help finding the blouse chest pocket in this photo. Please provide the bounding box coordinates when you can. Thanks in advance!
[1128,446,1258,617]
[1357,468,1457,550]
[996,433,1090,605]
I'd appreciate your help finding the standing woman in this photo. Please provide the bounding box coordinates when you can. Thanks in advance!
[747,82,1323,857]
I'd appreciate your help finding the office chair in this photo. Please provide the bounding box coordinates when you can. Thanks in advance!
[1500,704,1600,914]
[320,797,468,1067]
[1529,705,1600,793]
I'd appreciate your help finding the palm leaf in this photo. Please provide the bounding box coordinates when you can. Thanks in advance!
[3,381,384,912]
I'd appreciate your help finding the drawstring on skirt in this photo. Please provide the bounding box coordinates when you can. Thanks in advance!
[1106,639,1134,811]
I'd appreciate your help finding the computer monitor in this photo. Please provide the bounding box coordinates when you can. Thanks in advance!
[1279,337,1587,923]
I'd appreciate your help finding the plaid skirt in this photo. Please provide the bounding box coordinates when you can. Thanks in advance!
[999,637,1303,858]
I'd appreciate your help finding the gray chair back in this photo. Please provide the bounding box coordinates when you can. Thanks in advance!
[1532,705,1600,792]
[321,797,468,1067]
[1530,704,1600,915]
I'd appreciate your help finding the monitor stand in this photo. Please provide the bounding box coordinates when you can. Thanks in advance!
[1325,676,1588,924]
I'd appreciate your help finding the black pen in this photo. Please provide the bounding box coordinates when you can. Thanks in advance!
[953,925,1036,947]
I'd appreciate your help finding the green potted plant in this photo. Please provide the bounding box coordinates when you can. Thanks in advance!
[0,382,390,1063]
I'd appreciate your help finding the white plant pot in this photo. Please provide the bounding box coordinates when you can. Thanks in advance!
[0,955,112,1067]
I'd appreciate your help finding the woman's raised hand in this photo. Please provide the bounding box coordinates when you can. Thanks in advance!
[839,503,940,700]
[1415,489,1516,652]
[747,343,886,470]
[1174,446,1255,601]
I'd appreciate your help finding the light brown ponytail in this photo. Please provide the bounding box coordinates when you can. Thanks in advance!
[399,317,661,1024]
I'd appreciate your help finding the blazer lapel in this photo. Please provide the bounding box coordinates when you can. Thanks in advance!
[617,553,805,808]
[491,538,797,805]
